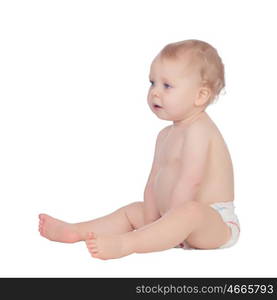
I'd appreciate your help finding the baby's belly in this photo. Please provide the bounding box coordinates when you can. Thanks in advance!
[152,165,234,216]
[152,165,179,215]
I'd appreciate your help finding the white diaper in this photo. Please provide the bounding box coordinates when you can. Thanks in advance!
[177,201,240,250]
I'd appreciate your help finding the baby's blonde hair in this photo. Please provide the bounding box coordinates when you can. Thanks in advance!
[160,39,225,104]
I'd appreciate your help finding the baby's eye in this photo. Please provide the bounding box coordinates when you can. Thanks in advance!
[149,80,172,89]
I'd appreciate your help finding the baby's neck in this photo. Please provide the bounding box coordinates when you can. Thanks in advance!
[173,110,207,128]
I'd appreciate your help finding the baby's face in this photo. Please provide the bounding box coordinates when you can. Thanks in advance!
[147,55,203,122]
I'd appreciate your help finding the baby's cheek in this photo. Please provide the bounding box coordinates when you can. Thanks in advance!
[167,98,184,112]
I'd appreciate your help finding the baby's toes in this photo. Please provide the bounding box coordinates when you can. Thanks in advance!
[85,232,100,256]
[87,240,97,249]
[86,240,94,249]
[87,232,97,240]
[90,245,99,254]
[87,243,98,256]
[85,232,97,245]
[39,214,45,222]
[39,221,43,230]
[39,222,46,235]
[39,227,44,236]
[85,239,96,249]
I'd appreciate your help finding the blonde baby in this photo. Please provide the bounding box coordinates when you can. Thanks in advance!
[38,39,240,260]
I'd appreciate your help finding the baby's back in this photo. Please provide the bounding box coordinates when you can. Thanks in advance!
[152,112,234,215]
[195,115,235,205]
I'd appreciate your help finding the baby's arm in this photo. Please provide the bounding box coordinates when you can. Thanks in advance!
[169,125,210,209]
[143,126,171,225]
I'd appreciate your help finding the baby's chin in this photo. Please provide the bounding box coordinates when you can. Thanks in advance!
[154,114,171,121]
[153,112,174,122]
[152,108,180,122]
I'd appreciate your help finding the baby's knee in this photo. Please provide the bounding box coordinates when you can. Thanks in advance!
[129,201,143,209]
[124,201,144,230]
[124,201,144,214]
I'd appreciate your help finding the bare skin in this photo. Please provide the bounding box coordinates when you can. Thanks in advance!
[39,55,235,260]
[39,201,145,243]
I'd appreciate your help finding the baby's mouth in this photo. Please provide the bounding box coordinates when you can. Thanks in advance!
[153,104,163,109]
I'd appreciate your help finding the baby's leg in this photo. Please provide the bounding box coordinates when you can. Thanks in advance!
[86,201,231,259]
[39,201,145,243]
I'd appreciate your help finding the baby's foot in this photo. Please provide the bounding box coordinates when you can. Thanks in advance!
[85,232,133,260]
[39,214,82,243]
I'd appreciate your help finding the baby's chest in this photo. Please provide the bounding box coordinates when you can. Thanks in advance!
[158,135,184,166]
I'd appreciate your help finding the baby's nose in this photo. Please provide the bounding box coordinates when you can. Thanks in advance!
[150,87,160,98]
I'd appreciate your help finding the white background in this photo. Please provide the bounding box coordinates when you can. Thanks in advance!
[0,0,276,277]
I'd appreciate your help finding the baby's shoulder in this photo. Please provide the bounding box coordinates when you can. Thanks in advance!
[188,116,215,136]
[158,125,172,138]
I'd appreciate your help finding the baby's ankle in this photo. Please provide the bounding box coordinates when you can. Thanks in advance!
[72,224,87,241]
[121,232,136,256]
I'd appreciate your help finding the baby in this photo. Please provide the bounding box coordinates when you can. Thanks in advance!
[38,39,240,260]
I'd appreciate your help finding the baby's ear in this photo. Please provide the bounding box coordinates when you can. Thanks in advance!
[195,87,211,106]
